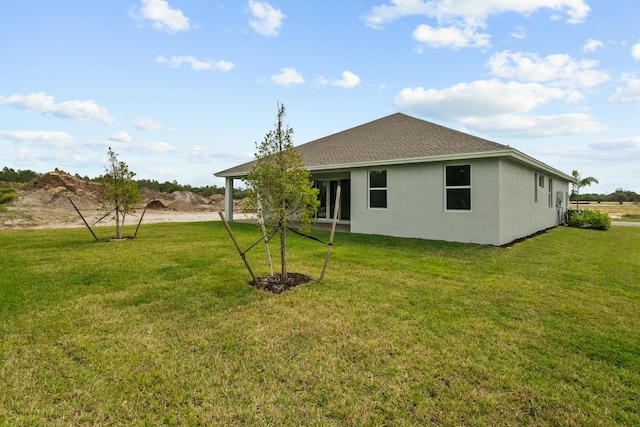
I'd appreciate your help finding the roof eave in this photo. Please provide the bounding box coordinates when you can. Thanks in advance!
[506,149,576,182]
[215,149,575,182]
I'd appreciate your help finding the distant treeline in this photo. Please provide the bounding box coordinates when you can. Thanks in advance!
[574,189,640,204]
[5,166,637,203]
[0,167,40,183]
[0,167,248,199]
[134,178,248,199]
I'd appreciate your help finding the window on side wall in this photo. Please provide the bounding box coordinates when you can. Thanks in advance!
[445,165,471,211]
[368,170,387,209]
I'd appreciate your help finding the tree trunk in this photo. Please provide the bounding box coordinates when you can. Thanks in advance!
[279,223,287,280]
[115,206,121,239]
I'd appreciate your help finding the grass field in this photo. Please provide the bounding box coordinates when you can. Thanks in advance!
[573,201,640,221]
[1,222,639,425]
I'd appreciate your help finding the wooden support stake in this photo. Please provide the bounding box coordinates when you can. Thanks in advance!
[319,185,341,281]
[68,197,98,241]
[133,207,147,239]
[219,211,260,285]
[257,197,273,276]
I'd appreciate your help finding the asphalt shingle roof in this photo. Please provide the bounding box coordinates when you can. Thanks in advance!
[216,113,511,177]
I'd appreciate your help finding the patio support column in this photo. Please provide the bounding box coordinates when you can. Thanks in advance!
[225,177,234,221]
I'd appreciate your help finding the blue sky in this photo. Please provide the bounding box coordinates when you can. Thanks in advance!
[1,0,639,193]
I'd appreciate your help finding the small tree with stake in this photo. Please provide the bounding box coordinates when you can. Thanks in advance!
[102,147,140,239]
[244,103,319,283]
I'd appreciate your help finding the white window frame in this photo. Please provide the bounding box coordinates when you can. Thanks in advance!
[444,164,471,212]
[368,170,387,209]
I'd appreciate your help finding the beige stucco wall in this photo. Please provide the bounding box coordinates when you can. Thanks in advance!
[349,158,570,246]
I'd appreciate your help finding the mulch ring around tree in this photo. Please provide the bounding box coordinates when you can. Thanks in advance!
[252,273,313,294]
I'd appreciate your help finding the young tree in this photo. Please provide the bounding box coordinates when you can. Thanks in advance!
[571,170,598,209]
[244,104,319,280]
[102,147,140,239]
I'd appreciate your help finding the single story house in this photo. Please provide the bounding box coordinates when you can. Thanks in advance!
[215,113,574,246]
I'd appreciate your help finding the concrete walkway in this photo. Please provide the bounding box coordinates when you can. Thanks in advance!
[612,221,640,227]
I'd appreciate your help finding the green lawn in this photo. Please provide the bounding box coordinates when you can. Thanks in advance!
[1,222,639,426]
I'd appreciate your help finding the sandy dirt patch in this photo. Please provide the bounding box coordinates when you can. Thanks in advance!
[1,170,255,231]
[0,206,255,231]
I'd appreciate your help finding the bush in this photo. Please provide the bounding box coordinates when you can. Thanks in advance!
[567,209,611,230]
[0,187,18,204]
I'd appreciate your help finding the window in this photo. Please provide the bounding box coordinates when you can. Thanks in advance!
[534,173,538,203]
[369,170,387,209]
[445,165,471,210]
[548,178,553,208]
[538,175,545,188]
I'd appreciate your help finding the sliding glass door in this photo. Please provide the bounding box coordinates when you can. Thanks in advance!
[315,179,350,221]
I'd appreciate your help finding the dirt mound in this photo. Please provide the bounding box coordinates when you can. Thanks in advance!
[146,199,170,210]
[15,170,103,209]
[170,191,210,206]
[143,190,217,212]
[167,200,196,211]
[2,170,245,229]
[31,170,102,195]
[13,170,218,212]
[15,170,220,212]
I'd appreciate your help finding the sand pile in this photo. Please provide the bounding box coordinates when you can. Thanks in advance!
[15,170,103,209]
[1,170,247,230]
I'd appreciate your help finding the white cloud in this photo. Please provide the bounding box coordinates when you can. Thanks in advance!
[609,74,640,104]
[269,68,304,86]
[396,80,570,118]
[511,26,527,39]
[332,71,361,89]
[632,41,640,60]
[586,137,640,164]
[590,137,640,152]
[130,141,176,154]
[0,130,75,148]
[488,51,610,88]
[248,0,285,36]
[87,139,176,155]
[314,76,330,86]
[110,131,132,143]
[363,0,433,29]
[395,79,605,136]
[413,23,490,49]
[583,38,603,52]
[184,145,254,164]
[461,113,605,137]
[0,92,115,124]
[156,55,234,71]
[135,118,166,131]
[317,71,361,89]
[363,0,591,29]
[364,1,589,51]
[132,0,190,33]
